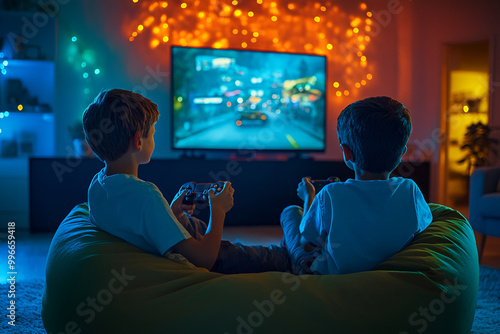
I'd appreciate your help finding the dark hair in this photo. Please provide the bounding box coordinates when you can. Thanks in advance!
[336,96,412,173]
[82,89,159,162]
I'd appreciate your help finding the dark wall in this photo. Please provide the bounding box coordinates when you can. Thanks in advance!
[30,157,429,232]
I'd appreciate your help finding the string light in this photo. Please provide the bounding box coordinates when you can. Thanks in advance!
[125,0,375,93]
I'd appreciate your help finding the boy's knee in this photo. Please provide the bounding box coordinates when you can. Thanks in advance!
[280,205,303,224]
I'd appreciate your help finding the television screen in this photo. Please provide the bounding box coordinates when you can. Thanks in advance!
[171,46,327,152]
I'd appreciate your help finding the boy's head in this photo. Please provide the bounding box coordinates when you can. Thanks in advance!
[83,89,159,162]
[336,96,412,174]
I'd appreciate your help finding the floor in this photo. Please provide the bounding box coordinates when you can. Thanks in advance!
[1,213,499,282]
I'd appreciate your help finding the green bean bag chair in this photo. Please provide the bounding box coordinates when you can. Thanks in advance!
[42,203,478,334]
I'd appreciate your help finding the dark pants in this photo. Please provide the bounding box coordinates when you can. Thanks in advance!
[179,213,291,274]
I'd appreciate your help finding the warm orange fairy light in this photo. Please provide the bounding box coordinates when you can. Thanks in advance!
[126,0,374,94]
[144,16,154,27]
[148,2,158,11]
[150,39,160,48]
[227,101,232,107]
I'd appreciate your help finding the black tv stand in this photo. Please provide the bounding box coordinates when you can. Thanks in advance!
[180,150,206,160]
[289,152,314,160]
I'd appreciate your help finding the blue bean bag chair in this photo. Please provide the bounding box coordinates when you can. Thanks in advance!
[42,203,478,333]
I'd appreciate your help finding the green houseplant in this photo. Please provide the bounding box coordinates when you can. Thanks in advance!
[458,122,498,176]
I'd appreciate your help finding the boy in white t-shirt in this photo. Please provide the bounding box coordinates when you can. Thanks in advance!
[83,89,289,273]
[281,96,433,275]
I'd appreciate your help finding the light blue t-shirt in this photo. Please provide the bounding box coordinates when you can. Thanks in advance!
[88,168,191,255]
[300,177,432,275]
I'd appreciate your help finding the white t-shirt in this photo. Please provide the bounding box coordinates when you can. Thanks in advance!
[88,168,191,255]
[300,177,432,275]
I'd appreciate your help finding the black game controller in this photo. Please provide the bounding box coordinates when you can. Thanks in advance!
[309,176,340,190]
[179,181,225,205]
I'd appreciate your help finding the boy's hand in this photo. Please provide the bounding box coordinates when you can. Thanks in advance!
[171,190,195,220]
[297,177,315,201]
[209,181,234,213]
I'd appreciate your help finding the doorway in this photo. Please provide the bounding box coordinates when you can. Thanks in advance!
[440,40,490,211]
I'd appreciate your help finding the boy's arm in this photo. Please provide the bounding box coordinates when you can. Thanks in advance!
[297,177,315,215]
[169,182,234,270]
[169,207,226,269]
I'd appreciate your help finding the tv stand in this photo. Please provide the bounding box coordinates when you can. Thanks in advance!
[289,152,313,160]
[180,150,206,160]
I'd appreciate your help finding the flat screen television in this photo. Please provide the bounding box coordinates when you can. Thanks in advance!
[171,46,327,152]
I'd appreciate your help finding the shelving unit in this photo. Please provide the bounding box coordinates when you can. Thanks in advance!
[0,10,56,229]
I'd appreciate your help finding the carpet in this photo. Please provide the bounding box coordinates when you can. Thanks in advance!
[1,266,499,333]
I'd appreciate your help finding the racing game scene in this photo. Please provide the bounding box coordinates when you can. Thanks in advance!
[171,46,326,151]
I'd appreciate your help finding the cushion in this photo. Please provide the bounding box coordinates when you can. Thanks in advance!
[42,203,478,334]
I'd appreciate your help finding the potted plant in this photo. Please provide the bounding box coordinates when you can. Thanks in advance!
[458,122,498,176]
[68,120,93,158]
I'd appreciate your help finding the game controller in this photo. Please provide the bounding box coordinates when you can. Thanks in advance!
[179,181,225,205]
[309,176,340,190]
